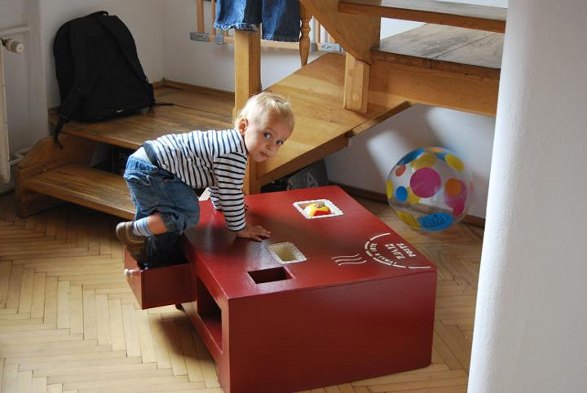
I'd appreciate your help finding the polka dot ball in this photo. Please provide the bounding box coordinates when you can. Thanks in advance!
[386,147,473,232]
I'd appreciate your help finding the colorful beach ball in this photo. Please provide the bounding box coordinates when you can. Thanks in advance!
[386,147,473,232]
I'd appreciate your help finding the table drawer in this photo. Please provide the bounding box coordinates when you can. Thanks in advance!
[123,249,194,309]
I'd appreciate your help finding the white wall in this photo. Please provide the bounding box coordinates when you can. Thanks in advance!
[38,0,165,108]
[0,0,45,160]
[161,1,316,92]
[469,0,587,391]
[1,0,507,218]
[326,106,496,218]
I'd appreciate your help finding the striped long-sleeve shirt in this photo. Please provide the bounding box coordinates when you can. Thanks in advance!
[144,128,248,232]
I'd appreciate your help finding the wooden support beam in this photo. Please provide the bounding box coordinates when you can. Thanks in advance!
[234,29,261,114]
[300,0,380,63]
[301,0,379,113]
[370,59,499,115]
[344,53,370,113]
[234,29,262,194]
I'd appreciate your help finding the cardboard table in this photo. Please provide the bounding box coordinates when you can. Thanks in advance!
[178,185,437,393]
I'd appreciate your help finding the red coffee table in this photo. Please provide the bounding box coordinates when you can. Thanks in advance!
[180,185,437,393]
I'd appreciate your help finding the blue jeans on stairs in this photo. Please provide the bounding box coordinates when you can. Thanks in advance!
[214,0,300,42]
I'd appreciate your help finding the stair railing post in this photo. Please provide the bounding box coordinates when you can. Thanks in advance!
[234,29,261,194]
[299,3,311,66]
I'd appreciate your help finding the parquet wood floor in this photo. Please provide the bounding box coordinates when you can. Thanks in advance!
[0,191,483,393]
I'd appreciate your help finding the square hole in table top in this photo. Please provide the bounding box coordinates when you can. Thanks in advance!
[183,185,435,299]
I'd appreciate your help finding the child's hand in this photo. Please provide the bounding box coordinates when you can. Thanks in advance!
[236,225,271,241]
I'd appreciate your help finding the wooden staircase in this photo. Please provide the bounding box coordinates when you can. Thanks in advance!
[15,0,505,220]
[15,84,235,219]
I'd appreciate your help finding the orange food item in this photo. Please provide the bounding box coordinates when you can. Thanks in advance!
[304,203,331,217]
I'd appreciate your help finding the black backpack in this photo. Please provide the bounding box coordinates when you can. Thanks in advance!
[53,11,156,144]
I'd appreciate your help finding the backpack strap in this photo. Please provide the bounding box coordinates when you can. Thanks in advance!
[52,87,82,148]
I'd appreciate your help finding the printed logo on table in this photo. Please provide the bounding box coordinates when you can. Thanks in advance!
[332,233,432,269]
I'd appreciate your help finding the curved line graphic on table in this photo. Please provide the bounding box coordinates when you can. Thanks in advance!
[331,254,367,265]
[332,233,432,269]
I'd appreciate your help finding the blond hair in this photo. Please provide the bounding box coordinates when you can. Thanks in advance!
[234,91,294,132]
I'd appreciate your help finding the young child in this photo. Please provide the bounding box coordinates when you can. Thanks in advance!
[116,91,294,268]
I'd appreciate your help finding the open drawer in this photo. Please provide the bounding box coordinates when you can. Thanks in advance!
[123,248,194,309]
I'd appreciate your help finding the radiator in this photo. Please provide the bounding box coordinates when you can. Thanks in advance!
[0,27,26,183]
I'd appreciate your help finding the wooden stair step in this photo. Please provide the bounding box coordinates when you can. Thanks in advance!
[339,0,506,32]
[263,52,410,184]
[374,24,503,79]
[25,163,134,220]
[50,84,234,150]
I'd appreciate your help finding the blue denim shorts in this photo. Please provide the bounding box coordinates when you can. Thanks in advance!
[214,0,300,42]
[123,156,200,234]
